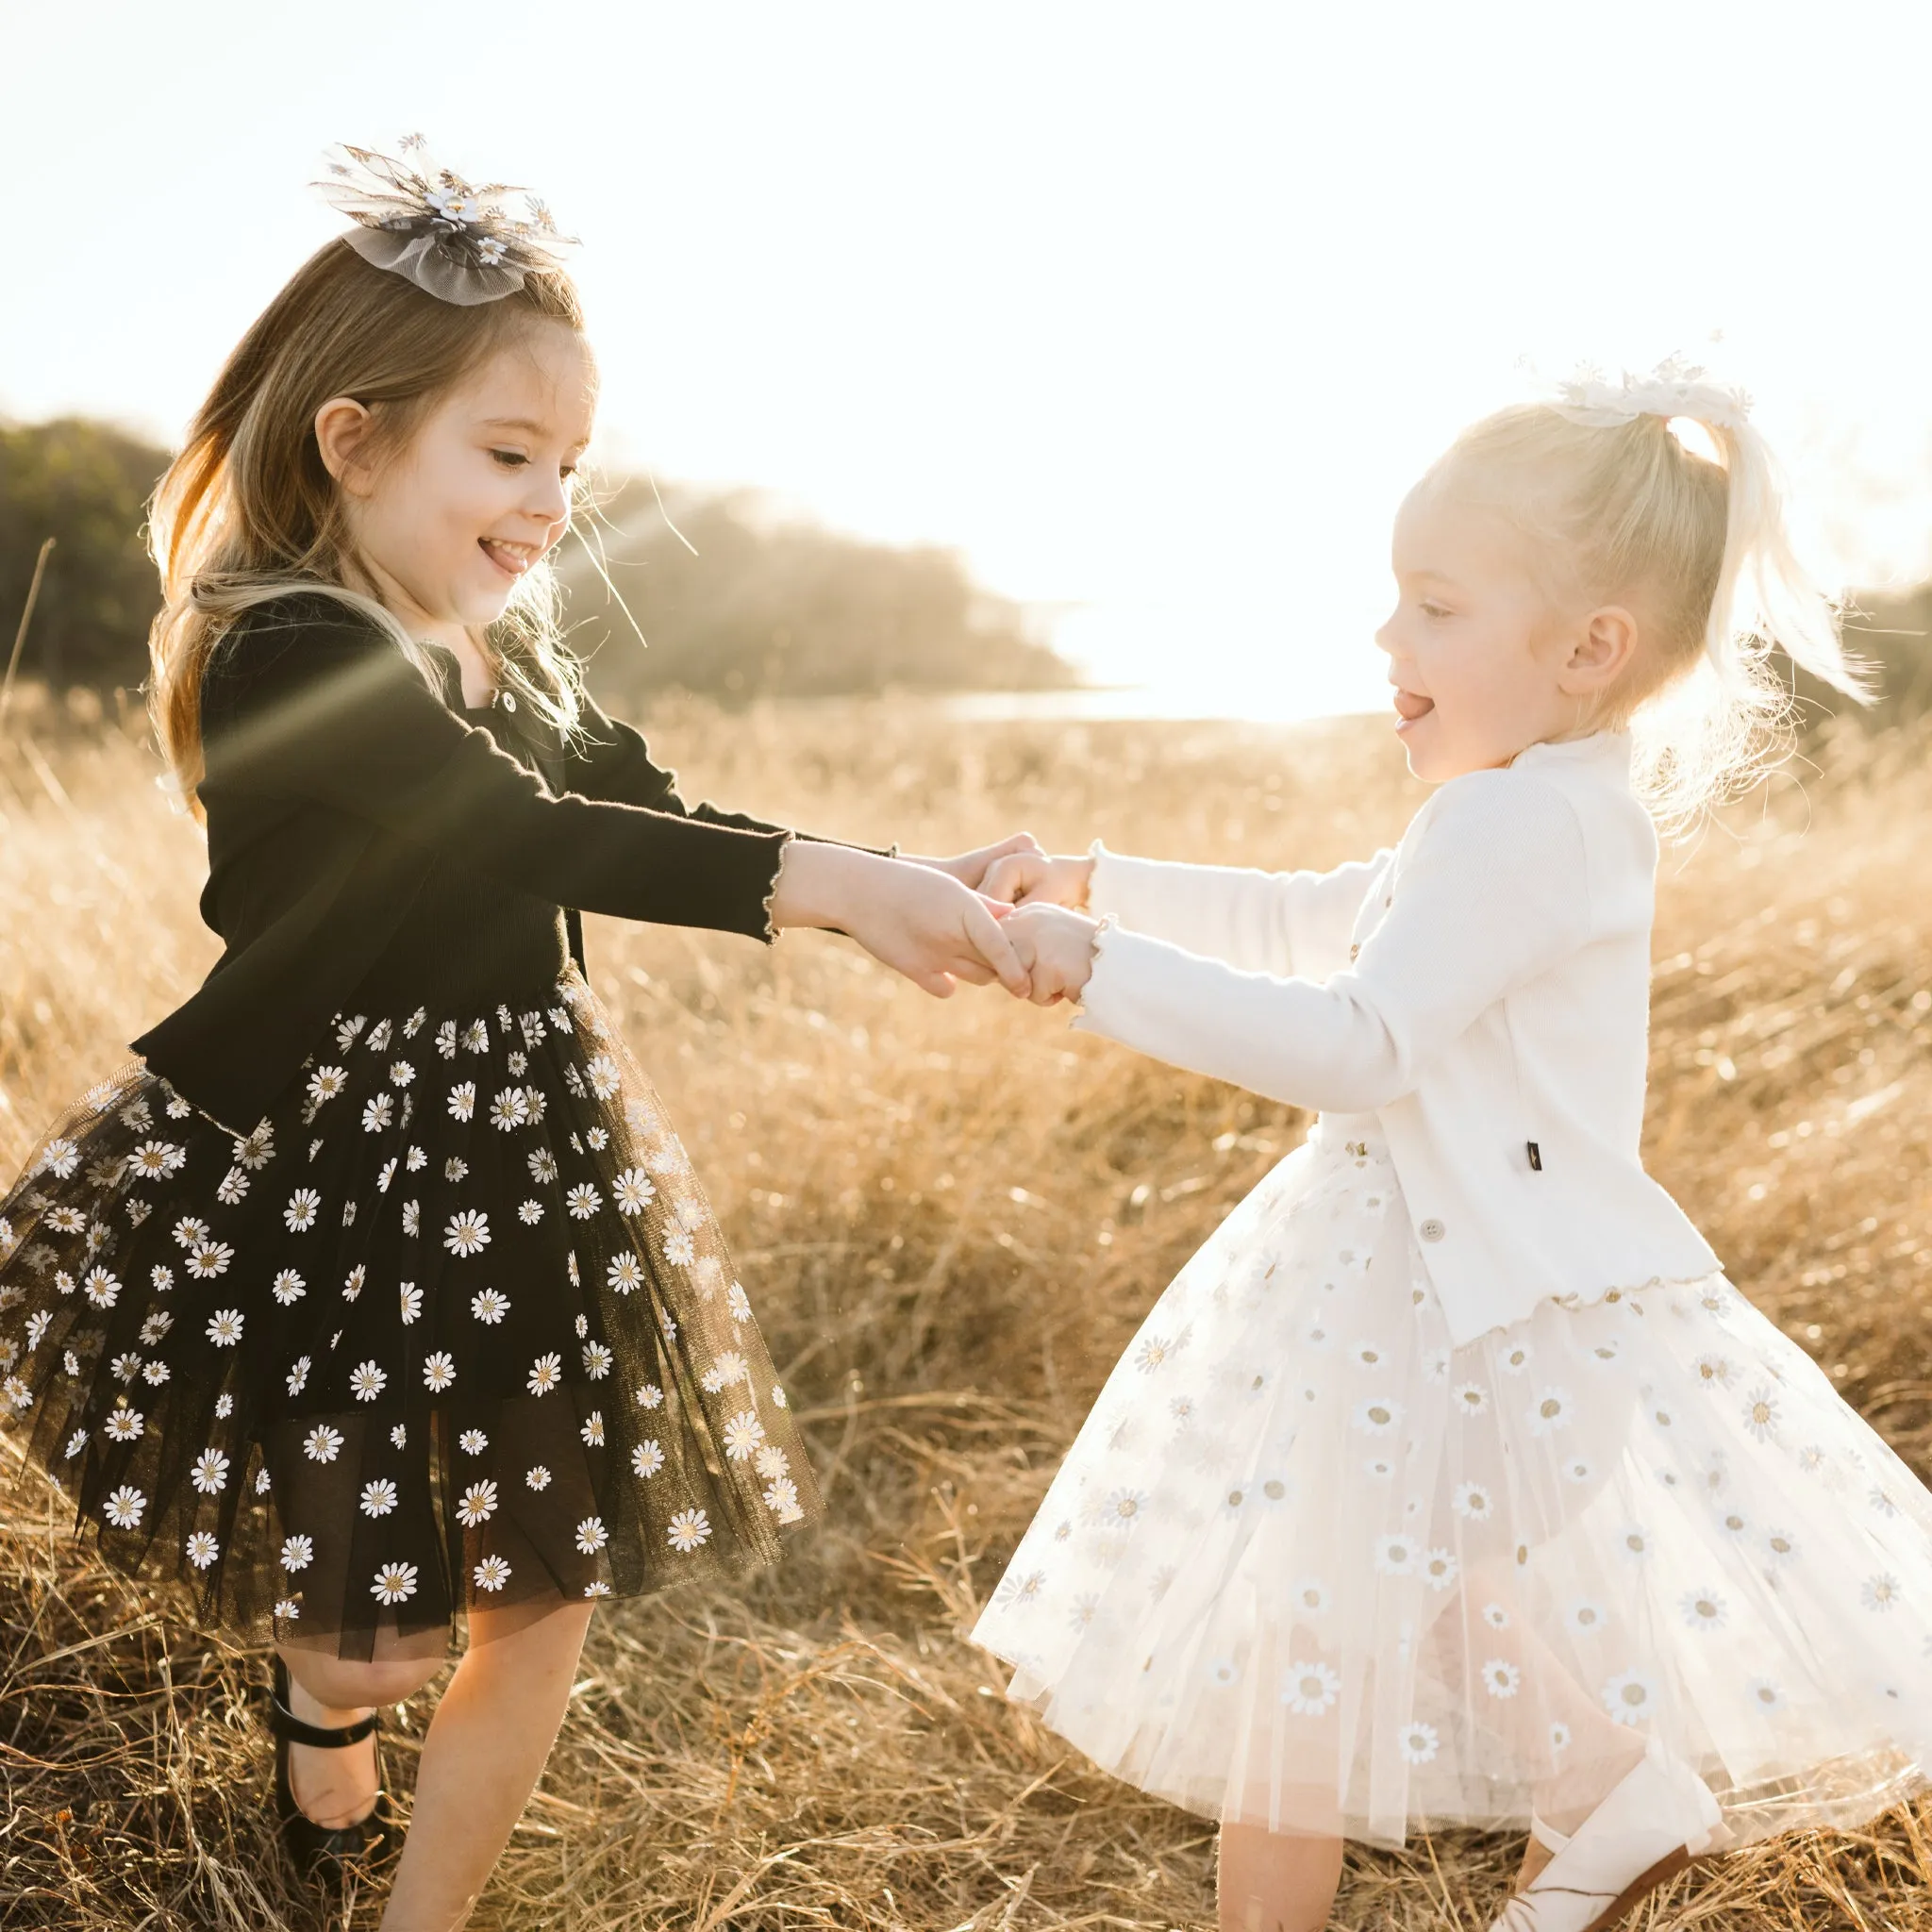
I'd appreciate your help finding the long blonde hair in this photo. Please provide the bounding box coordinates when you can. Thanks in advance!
[147,236,590,808]
[1435,374,1870,828]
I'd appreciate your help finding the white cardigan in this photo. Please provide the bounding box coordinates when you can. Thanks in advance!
[1074,731,1719,1347]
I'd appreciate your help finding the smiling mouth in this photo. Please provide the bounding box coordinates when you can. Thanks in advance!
[1392,689,1435,724]
[479,537,541,579]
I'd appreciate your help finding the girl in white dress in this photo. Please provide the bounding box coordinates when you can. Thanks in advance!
[971,368,1932,1932]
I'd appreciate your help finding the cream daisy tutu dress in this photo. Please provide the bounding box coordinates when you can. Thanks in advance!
[973,740,1932,1850]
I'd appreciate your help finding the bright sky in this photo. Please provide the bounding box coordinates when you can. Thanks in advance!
[8,3,1932,718]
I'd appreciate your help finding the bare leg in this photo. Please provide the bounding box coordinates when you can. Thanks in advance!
[1217,1824,1344,1932]
[378,1598,596,1932]
[277,1643,446,1830]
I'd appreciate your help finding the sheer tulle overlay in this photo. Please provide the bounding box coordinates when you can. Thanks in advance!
[972,1118,1932,1848]
[0,968,818,1658]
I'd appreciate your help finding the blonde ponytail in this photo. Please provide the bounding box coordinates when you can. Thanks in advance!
[1442,360,1872,830]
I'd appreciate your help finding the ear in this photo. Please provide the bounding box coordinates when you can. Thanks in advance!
[313,396,376,496]
[1561,605,1640,697]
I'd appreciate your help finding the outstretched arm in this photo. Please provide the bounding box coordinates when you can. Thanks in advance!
[983,843,1391,981]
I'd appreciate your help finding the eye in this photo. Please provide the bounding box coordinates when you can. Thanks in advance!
[491,449,528,469]
[1420,601,1454,620]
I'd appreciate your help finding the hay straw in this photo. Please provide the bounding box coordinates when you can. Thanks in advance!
[2,697,1929,1927]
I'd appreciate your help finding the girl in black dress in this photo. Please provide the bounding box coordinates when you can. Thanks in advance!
[0,139,1033,1926]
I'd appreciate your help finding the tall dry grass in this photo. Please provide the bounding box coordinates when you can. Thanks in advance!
[2,688,1930,1929]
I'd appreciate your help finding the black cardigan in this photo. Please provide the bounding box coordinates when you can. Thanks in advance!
[133,594,808,1135]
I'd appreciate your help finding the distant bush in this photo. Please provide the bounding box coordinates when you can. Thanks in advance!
[0,418,169,692]
[559,484,1075,703]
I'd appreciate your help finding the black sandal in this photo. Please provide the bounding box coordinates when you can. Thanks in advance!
[268,1655,402,1882]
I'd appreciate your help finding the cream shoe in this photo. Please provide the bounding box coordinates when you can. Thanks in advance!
[1490,1742,1723,1932]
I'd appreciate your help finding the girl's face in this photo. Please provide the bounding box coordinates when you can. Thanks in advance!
[1374,476,1619,782]
[327,322,596,647]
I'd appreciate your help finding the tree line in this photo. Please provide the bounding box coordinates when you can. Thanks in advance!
[0,418,1076,701]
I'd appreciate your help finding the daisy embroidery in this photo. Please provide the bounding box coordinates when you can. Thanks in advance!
[304,1423,344,1462]
[398,1282,424,1324]
[272,1269,307,1305]
[613,1168,656,1214]
[389,1060,414,1088]
[371,1562,418,1606]
[82,1267,121,1309]
[1397,1721,1440,1764]
[527,1149,558,1184]
[361,1094,393,1133]
[457,1481,498,1525]
[583,1341,612,1379]
[1452,1382,1489,1416]
[525,1464,552,1491]
[191,1450,230,1494]
[188,1241,234,1280]
[285,1189,322,1232]
[1482,1658,1522,1699]
[1602,1669,1655,1724]
[667,1507,711,1553]
[1527,1388,1573,1436]
[349,1360,388,1402]
[764,1476,802,1520]
[662,1230,695,1267]
[206,1308,244,1347]
[307,1067,347,1106]
[402,1200,422,1237]
[128,1141,186,1181]
[103,1486,145,1528]
[474,1555,511,1591]
[575,1516,608,1555]
[518,1199,544,1225]
[585,1055,621,1099]
[636,1382,664,1410]
[342,1264,366,1301]
[281,1534,314,1571]
[632,1440,665,1478]
[185,1531,221,1571]
[37,1139,80,1179]
[459,1427,490,1454]
[445,1210,491,1257]
[566,1184,602,1221]
[286,1355,312,1395]
[1279,1660,1341,1716]
[1863,1574,1903,1613]
[607,1254,644,1294]
[360,1478,399,1517]
[701,1351,749,1391]
[471,1288,510,1324]
[527,1353,562,1396]
[444,1158,469,1184]
[376,1158,397,1193]
[422,1351,457,1392]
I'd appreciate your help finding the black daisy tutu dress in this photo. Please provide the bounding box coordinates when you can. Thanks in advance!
[0,966,818,1660]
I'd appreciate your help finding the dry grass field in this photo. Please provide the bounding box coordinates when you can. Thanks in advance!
[3,687,1931,1930]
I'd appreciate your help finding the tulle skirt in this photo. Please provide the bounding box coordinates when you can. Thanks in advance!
[971,1116,1932,1848]
[0,966,820,1659]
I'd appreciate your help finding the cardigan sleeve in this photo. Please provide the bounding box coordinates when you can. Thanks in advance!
[205,611,791,941]
[1089,843,1391,981]
[1074,770,1592,1112]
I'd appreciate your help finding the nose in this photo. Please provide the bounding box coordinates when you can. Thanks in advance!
[525,466,571,530]
[1373,611,1399,658]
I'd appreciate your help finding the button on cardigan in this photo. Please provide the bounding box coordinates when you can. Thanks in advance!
[134,594,810,1136]
[1073,731,1720,1347]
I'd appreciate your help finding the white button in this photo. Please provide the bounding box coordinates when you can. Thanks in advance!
[1419,1218,1445,1242]
[1348,942,1361,960]
[500,690,518,711]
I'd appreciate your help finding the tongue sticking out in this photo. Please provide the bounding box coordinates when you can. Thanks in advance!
[1393,690,1435,722]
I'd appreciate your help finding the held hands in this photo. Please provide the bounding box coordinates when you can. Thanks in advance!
[1000,903,1101,1007]
[978,848,1096,910]
[767,841,1030,999]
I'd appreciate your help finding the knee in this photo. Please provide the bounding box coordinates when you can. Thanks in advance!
[289,1653,445,1709]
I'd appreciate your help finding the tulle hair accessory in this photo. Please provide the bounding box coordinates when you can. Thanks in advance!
[314,135,578,307]
[1546,354,1846,697]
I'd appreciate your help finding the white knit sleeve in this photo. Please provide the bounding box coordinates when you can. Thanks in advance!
[1088,842,1391,980]
[1074,773,1591,1112]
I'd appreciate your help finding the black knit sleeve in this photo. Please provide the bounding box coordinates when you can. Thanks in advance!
[205,608,791,941]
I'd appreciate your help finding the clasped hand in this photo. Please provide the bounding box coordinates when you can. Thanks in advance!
[768,836,1101,1005]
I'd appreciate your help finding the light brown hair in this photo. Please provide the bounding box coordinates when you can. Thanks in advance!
[147,237,591,807]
